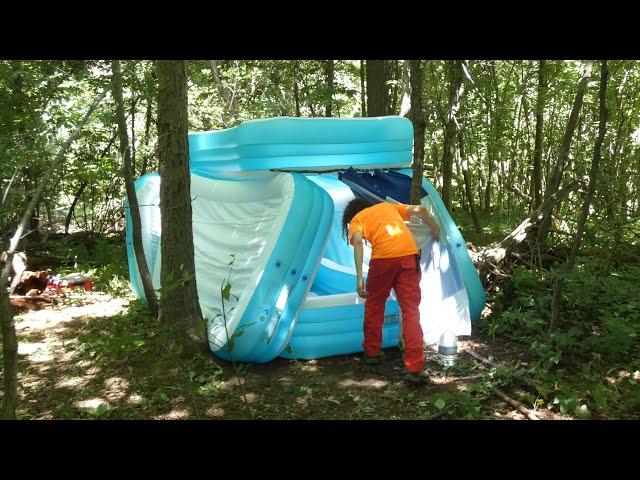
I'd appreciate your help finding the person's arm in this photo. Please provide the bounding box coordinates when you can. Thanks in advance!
[407,204,440,240]
[352,231,367,298]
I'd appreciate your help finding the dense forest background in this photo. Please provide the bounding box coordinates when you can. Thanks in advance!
[1,60,639,420]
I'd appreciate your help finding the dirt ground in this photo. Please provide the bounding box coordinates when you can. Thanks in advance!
[6,290,572,420]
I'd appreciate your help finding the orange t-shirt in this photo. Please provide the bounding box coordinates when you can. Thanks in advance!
[348,203,418,260]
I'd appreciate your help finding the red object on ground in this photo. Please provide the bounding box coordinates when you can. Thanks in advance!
[363,254,424,373]
[46,276,93,293]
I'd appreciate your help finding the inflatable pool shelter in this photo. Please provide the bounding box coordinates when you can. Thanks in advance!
[126,116,486,363]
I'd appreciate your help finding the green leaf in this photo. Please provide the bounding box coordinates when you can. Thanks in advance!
[435,398,446,410]
[96,403,109,416]
[222,282,232,301]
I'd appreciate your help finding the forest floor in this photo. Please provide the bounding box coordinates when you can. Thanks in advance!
[5,224,639,420]
[8,289,571,420]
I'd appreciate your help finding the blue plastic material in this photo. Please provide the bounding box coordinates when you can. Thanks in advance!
[188,116,413,173]
[281,298,401,360]
[339,167,427,203]
[125,171,334,363]
[213,173,334,362]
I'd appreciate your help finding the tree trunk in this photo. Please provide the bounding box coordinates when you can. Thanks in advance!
[65,180,88,235]
[360,60,367,117]
[1,165,20,207]
[141,90,153,176]
[366,60,386,117]
[538,61,594,244]
[324,60,334,117]
[293,61,301,117]
[156,60,207,353]
[130,93,137,175]
[403,60,427,204]
[459,131,482,234]
[567,60,609,267]
[112,60,158,317]
[441,60,465,212]
[1,86,107,419]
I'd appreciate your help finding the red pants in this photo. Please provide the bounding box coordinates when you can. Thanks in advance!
[363,254,424,373]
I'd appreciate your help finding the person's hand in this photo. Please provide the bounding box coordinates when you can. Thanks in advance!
[357,277,367,298]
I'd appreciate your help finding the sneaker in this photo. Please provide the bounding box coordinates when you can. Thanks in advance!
[404,370,430,386]
[363,352,383,365]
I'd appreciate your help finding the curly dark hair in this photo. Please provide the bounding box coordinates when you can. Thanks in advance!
[341,198,374,241]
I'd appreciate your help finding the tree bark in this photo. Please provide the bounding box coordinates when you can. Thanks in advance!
[441,60,465,212]
[140,87,154,176]
[402,60,427,204]
[567,60,609,267]
[459,131,482,234]
[324,60,334,117]
[366,60,386,117]
[156,60,207,353]
[537,61,594,244]
[293,61,301,117]
[1,86,107,419]
[360,60,367,117]
[112,60,158,317]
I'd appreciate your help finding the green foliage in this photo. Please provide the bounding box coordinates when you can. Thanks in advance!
[75,299,155,364]
[416,390,484,420]
[484,257,640,417]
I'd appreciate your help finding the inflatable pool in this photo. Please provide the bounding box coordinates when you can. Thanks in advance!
[126,116,485,363]
[125,170,333,363]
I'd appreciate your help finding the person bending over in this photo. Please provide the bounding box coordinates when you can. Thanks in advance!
[341,198,440,385]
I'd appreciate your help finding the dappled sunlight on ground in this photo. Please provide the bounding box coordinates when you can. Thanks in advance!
[7,289,580,420]
[338,378,388,389]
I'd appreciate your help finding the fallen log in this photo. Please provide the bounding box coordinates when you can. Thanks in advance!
[472,181,580,288]
[9,294,58,310]
[12,271,48,296]
[493,387,540,420]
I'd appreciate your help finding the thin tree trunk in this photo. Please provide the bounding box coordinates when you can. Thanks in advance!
[293,61,301,117]
[130,94,136,175]
[208,60,239,126]
[112,60,158,317]
[404,60,426,204]
[459,131,482,234]
[1,165,20,207]
[360,60,367,117]
[65,180,88,234]
[366,60,386,117]
[324,60,334,117]
[1,87,107,419]
[140,91,153,176]
[441,60,465,212]
[567,60,609,267]
[538,61,594,244]
[156,60,206,353]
